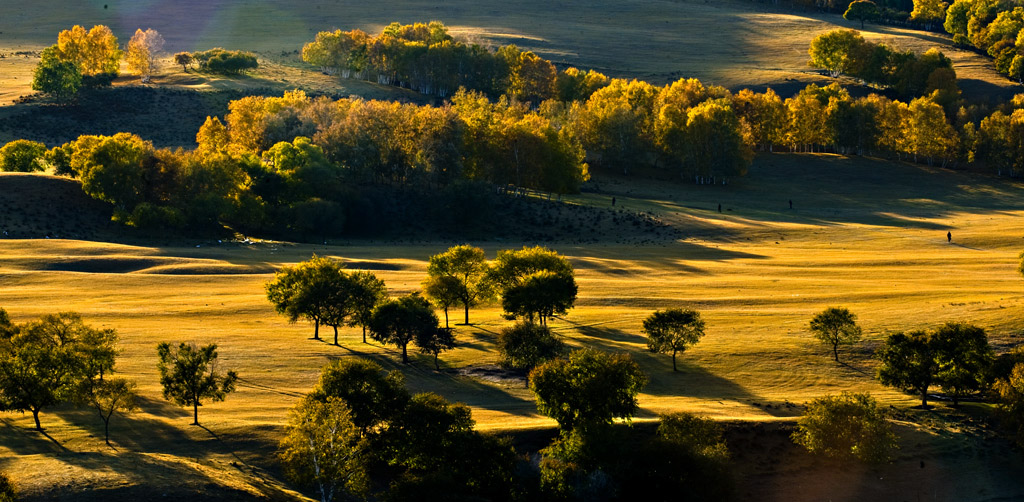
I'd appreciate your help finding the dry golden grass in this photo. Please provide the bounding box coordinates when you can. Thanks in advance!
[1,0,1019,106]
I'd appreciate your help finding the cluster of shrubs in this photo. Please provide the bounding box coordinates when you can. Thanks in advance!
[187,48,259,74]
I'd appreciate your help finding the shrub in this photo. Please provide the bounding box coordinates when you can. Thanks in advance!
[0,140,47,172]
[192,48,258,74]
[792,392,896,464]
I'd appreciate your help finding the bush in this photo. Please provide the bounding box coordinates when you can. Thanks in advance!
[497,321,565,372]
[0,472,13,502]
[192,48,259,74]
[792,392,897,464]
[0,140,47,172]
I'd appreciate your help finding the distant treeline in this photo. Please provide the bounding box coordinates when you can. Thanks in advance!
[301,21,608,102]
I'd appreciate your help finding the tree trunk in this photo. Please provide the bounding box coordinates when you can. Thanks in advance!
[672,350,678,372]
[193,401,200,425]
[401,343,409,364]
[444,307,449,328]
[920,389,928,408]
[314,320,320,340]
[104,417,111,446]
[833,343,840,362]
[464,302,470,325]
[32,408,41,431]
[362,325,367,343]
[333,325,339,346]
[434,352,440,370]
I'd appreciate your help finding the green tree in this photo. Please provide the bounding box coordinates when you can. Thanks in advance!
[422,275,462,328]
[845,0,881,29]
[792,392,896,464]
[415,327,456,370]
[278,396,369,502]
[265,255,346,341]
[0,312,115,430]
[501,270,578,325]
[75,133,155,210]
[995,362,1024,446]
[311,358,409,434]
[808,29,866,78]
[876,330,938,407]
[933,322,992,406]
[368,293,439,364]
[348,271,387,344]
[424,245,491,325]
[31,46,82,102]
[496,321,565,374]
[658,412,730,461]
[174,52,194,72]
[642,308,706,372]
[529,348,648,435]
[809,307,863,363]
[911,0,950,30]
[0,140,47,172]
[79,377,138,446]
[155,342,238,425]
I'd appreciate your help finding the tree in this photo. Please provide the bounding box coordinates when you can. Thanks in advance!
[156,342,238,425]
[933,322,992,406]
[278,396,369,502]
[809,307,863,363]
[424,245,491,325]
[125,28,165,81]
[496,321,565,375]
[501,270,578,325]
[422,275,462,328]
[876,330,938,407]
[808,29,866,78]
[265,255,346,341]
[174,52,194,72]
[55,25,121,76]
[487,246,577,324]
[75,132,155,209]
[79,377,138,446]
[0,312,115,430]
[911,0,950,30]
[31,46,82,102]
[845,0,880,29]
[311,358,409,434]
[347,271,387,344]
[642,308,706,372]
[415,327,456,370]
[529,348,648,435]
[995,362,1024,446]
[0,140,47,172]
[368,294,439,364]
[791,392,896,464]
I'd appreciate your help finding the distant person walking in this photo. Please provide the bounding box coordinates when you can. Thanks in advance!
[717,203,722,213]
[947,231,951,243]
[789,199,793,209]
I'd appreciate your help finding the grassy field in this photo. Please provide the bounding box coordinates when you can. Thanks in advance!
[1,0,1019,108]
[1,153,1024,499]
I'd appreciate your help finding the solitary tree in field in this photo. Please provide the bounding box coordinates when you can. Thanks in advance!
[156,342,238,425]
[347,271,387,344]
[487,246,577,325]
[529,348,648,435]
[265,255,346,341]
[809,307,862,363]
[278,396,369,502]
[425,245,491,325]
[368,294,439,364]
[173,52,194,72]
[642,308,706,372]
[844,0,880,29]
[876,330,937,407]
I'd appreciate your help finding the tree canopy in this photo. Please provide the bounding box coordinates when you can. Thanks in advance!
[792,392,897,464]
[424,244,491,325]
[876,330,938,407]
[266,255,348,342]
[809,307,863,362]
[278,396,369,502]
[368,293,439,364]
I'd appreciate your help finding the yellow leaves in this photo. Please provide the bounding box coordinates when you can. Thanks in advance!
[55,25,122,76]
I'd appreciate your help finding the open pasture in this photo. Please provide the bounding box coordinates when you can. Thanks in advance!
[2,154,1024,498]
[1,0,1019,108]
